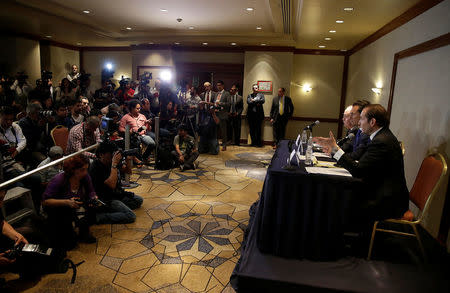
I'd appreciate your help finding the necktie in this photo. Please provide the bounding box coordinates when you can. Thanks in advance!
[207,92,210,103]
[231,95,236,113]
[279,97,284,115]
[353,129,361,150]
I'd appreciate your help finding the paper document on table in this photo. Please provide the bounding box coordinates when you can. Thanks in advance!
[313,152,331,158]
[305,166,352,177]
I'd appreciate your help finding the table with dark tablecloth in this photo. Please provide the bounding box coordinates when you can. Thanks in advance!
[256,140,363,260]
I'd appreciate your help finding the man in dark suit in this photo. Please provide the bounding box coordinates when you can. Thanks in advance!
[228,84,243,146]
[314,104,409,224]
[215,80,231,151]
[339,100,371,159]
[270,87,294,147]
[246,84,265,147]
[200,82,216,105]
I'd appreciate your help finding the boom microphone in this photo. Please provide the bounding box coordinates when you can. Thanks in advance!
[303,120,320,130]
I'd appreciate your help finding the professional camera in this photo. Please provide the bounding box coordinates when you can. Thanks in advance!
[85,197,106,208]
[119,76,131,87]
[41,70,53,82]
[139,71,152,85]
[5,243,53,260]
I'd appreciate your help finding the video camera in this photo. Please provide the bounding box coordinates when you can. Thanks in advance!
[139,71,152,86]
[39,110,54,118]
[119,76,131,87]
[41,70,53,82]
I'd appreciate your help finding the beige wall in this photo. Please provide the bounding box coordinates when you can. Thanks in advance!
[82,50,133,90]
[0,36,41,83]
[48,46,79,85]
[346,0,450,244]
[172,51,244,64]
[242,51,294,141]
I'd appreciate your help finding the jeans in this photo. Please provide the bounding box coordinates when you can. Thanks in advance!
[199,136,219,155]
[96,194,143,224]
[139,135,156,159]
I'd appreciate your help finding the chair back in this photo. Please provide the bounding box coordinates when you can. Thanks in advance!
[51,125,69,153]
[409,152,447,219]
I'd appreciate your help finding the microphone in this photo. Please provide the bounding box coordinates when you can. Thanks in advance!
[137,126,147,132]
[337,133,355,145]
[303,120,320,130]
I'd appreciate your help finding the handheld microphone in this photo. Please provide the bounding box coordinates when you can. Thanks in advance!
[303,120,320,130]
[337,133,355,145]
[137,126,147,132]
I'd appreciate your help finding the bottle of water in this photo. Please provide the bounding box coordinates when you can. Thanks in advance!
[305,135,313,166]
[300,130,308,155]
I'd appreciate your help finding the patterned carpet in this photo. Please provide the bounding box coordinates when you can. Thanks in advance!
[3,145,272,293]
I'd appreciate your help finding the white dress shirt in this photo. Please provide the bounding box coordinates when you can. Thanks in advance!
[0,123,27,153]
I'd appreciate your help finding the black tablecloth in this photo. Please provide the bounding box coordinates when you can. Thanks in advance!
[256,140,363,260]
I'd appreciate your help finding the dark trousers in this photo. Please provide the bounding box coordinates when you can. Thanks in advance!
[273,119,288,144]
[248,116,263,146]
[218,117,228,147]
[171,150,199,169]
[228,115,241,145]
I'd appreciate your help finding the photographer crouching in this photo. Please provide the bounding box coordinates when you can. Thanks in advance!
[89,142,143,224]
[42,155,98,250]
[172,124,199,171]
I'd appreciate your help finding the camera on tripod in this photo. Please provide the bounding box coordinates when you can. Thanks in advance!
[139,71,152,85]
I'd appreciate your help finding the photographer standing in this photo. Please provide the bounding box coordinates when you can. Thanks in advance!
[89,142,143,224]
[172,124,198,171]
[198,102,220,155]
[10,72,32,111]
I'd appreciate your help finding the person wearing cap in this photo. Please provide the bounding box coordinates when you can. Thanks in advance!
[172,124,198,171]
[37,146,64,184]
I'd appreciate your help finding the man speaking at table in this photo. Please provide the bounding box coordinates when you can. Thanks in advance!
[313,104,409,224]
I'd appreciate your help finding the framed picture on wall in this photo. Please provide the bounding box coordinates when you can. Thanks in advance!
[257,80,273,93]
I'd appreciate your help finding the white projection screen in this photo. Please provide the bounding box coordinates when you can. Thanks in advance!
[390,44,450,238]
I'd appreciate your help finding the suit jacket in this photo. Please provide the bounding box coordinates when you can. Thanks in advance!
[338,127,409,220]
[215,90,231,120]
[200,91,217,103]
[229,94,243,116]
[246,92,265,120]
[270,96,294,123]
[340,128,369,160]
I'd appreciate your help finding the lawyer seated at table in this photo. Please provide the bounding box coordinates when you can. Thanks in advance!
[313,104,409,225]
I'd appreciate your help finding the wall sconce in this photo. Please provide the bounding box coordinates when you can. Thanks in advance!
[301,84,312,92]
[371,87,382,95]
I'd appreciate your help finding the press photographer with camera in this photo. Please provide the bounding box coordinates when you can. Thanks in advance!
[66,115,101,159]
[18,103,47,167]
[10,72,32,111]
[89,142,143,224]
[198,101,220,155]
[0,107,26,160]
[0,188,28,267]
[172,124,198,171]
[93,80,114,109]
[42,155,97,249]
[119,100,155,163]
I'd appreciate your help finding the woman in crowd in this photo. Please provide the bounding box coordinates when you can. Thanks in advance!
[42,154,97,250]
[54,78,75,102]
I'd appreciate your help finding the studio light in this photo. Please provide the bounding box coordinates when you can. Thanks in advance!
[160,70,172,81]
[105,63,113,70]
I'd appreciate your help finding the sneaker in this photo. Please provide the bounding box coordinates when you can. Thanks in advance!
[193,162,197,170]
[180,164,185,172]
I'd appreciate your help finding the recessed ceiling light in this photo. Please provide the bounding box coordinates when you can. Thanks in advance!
[343,7,354,11]
[45,35,52,38]
[325,37,331,41]
[202,42,208,45]
[246,7,254,11]
[149,42,154,44]
[82,10,90,14]
[174,42,180,45]
[188,26,195,30]
[336,20,344,23]
[160,9,168,12]
[256,26,262,30]
[125,27,132,30]
[231,42,237,46]
[318,45,326,48]
[340,49,347,52]
[77,42,82,45]
[329,30,336,33]
[260,43,267,46]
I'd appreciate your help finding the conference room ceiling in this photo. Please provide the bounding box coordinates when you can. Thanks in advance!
[2,0,422,49]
